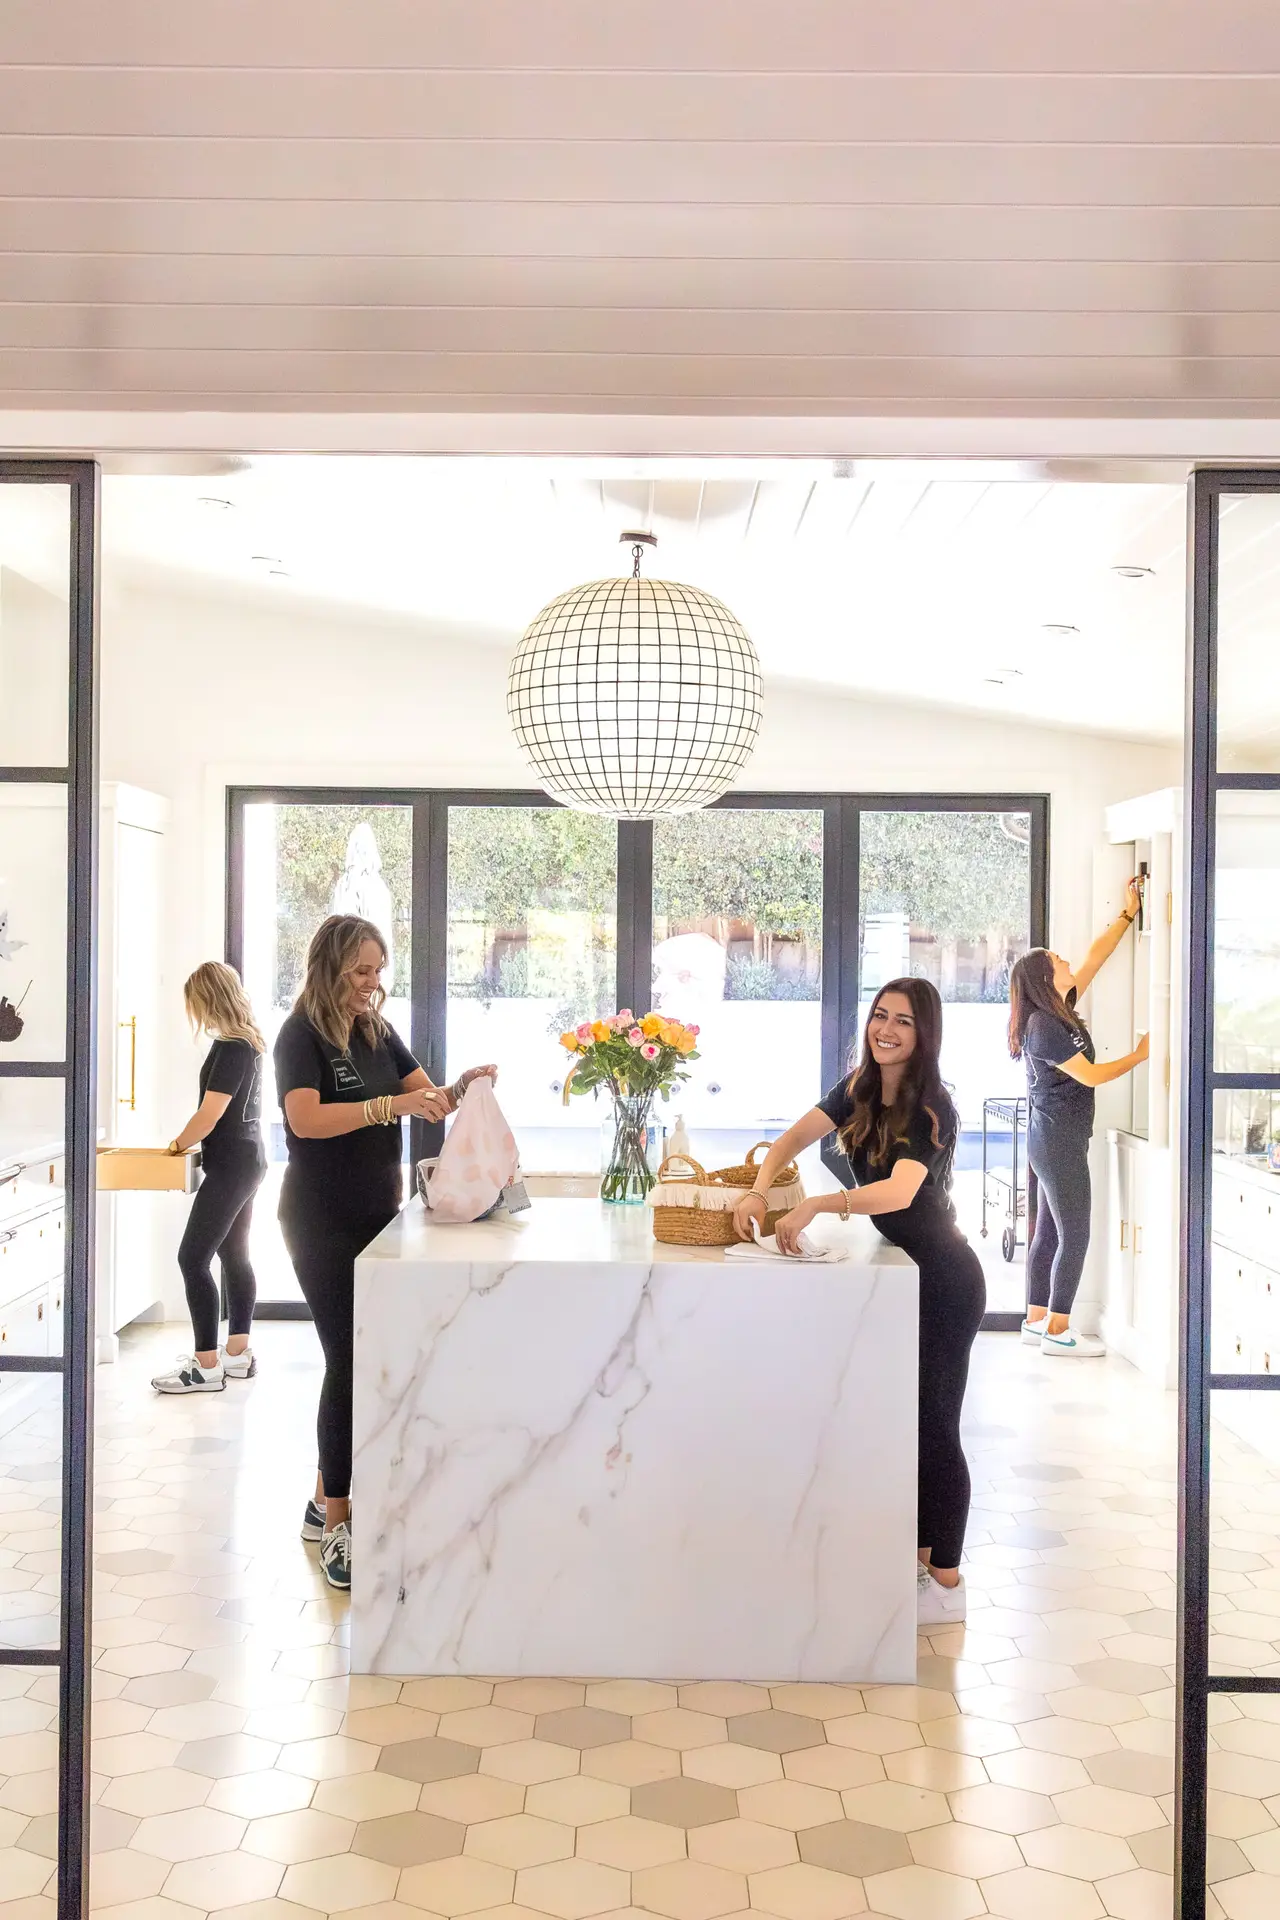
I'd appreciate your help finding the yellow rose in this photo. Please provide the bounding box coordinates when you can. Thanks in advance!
[559,1032,579,1051]
[641,1014,663,1037]
[591,1020,610,1043]
[677,1035,696,1055]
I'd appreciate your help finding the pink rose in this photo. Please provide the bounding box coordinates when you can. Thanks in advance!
[618,1009,634,1023]
[627,1028,644,1047]
[688,1024,700,1036]
[641,1042,660,1061]
[575,1022,593,1041]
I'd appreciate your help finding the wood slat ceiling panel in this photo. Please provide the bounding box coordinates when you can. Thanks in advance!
[4,0,1280,415]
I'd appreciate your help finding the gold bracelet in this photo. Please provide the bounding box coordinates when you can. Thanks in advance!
[362,1099,373,1127]
[840,1189,851,1222]
[382,1095,396,1125]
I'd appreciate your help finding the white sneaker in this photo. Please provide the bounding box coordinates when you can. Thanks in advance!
[219,1344,257,1380]
[1041,1327,1106,1358]
[320,1522,352,1593]
[917,1562,967,1627]
[1021,1317,1047,1346]
[151,1354,225,1394]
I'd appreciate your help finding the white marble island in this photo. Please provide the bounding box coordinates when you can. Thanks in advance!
[352,1199,919,1683]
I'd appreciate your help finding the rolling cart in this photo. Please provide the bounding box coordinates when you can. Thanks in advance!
[981,1095,1029,1263]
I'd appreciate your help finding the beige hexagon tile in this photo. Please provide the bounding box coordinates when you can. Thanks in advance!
[907,1821,1022,1879]
[479,1740,580,1787]
[491,1682,585,1715]
[99,1771,213,1819]
[882,1749,984,1795]
[861,1689,956,1726]
[1092,1867,1177,1920]
[162,1849,285,1912]
[87,1848,172,1908]
[839,1783,950,1835]
[343,1707,442,1748]
[131,1806,248,1862]
[984,1749,1091,1796]
[747,1861,867,1920]
[824,1717,922,1759]
[516,1858,631,1919]
[1019,1719,1121,1761]
[580,1741,680,1789]
[976,1863,1105,1920]
[633,1711,727,1753]
[1044,1689,1147,1728]
[771,1687,865,1722]
[524,1777,629,1828]
[463,1813,574,1869]
[203,1772,316,1821]
[631,1859,746,1920]
[277,1735,381,1782]
[578,1814,687,1870]
[306,1676,403,1713]
[93,1735,185,1778]
[737,1781,845,1832]
[0,1847,55,1900]
[244,1808,359,1865]
[947,1784,1059,1836]
[689,1818,796,1874]
[421,1776,527,1826]
[276,1854,400,1913]
[585,1682,678,1717]
[920,1715,1020,1760]
[678,1685,771,1719]
[1019,1823,1139,1881]
[91,1898,209,1920]
[1052,1784,1166,1839]
[400,1681,495,1716]
[784,1749,883,1793]
[684,1743,783,1790]
[1206,1788,1279,1840]
[438,1709,536,1750]
[377,1738,481,1788]
[397,1855,515,1916]
[211,1902,327,1920]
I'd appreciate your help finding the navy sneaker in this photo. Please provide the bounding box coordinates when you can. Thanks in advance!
[320,1522,351,1592]
[300,1497,325,1543]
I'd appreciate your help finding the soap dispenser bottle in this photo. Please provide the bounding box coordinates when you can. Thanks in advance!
[668,1113,692,1161]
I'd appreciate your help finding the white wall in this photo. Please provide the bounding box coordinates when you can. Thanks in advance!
[99,562,1181,1308]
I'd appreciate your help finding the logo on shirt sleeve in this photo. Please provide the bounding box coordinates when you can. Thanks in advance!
[329,1055,365,1092]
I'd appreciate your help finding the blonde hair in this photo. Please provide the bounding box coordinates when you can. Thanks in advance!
[184,961,265,1052]
[294,914,389,1053]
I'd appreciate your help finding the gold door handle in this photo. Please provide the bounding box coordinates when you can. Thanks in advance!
[119,1016,136,1110]
[1135,1225,1143,1256]
[1120,1221,1128,1250]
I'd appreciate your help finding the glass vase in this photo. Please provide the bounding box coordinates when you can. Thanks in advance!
[600,1096,659,1205]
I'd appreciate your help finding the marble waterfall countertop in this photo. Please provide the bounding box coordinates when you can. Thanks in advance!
[351,1198,920,1683]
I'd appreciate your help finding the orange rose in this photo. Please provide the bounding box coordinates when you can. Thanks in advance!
[591,1020,610,1043]
[559,1032,580,1051]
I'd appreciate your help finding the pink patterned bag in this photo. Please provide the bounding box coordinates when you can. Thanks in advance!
[422,1077,520,1224]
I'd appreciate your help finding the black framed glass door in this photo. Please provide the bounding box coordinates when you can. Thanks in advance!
[0,461,100,1920]
[1178,473,1280,1919]
[228,786,1046,1325]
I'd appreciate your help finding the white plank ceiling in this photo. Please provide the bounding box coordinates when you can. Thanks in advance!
[6,1,1280,414]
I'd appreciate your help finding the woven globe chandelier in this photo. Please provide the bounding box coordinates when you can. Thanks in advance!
[507,531,763,819]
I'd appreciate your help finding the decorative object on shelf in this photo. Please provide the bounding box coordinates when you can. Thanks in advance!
[559,1010,699,1204]
[0,982,30,1043]
[649,1143,804,1247]
[0,906,27,963]
[508,530,762,819]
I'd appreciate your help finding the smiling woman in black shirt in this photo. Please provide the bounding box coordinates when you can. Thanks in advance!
[274,913,495,1593]
[732,977,985,1631]
[151,963,267,1398]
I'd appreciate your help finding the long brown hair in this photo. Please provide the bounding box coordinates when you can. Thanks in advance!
[836,977,958,1172]
[1008,948,1088,1059]
[294,914,389,1053]
[183,961,265,1052]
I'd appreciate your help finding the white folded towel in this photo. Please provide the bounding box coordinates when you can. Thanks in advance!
[723,1221,848,1264]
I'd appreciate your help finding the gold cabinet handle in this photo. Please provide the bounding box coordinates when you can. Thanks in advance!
[119,1015,137,1110]
[1135,1225,1143,1256]
[1120,1221,1129,1250]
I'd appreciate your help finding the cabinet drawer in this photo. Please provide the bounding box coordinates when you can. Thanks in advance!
[0,1205,64,1311]
[0,1280,54,1358]
[0,1152,64,1226]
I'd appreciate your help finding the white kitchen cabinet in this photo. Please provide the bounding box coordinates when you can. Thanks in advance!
[96,783,169,1360]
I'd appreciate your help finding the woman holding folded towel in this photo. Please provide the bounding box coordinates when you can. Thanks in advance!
[732,977,984,1630]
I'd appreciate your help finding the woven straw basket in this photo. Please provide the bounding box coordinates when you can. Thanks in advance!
[649,1143,802,1248]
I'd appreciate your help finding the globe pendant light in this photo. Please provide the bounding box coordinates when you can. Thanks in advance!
[507,531,763,819]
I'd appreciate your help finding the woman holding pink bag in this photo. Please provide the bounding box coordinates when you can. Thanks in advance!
[274,914,495,1591]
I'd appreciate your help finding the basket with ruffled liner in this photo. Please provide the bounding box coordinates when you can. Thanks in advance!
[648,1142,804,1247]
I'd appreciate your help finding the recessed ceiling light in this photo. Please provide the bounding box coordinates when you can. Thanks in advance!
[1042,622,1079,636]
[268,568,291,578]
[994,667,1024,678]
[250,554,283,566]
[196,495,234,511]
[1112,564,1155,580]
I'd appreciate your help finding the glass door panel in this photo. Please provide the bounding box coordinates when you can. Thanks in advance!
[859,809,1033,1308]
[1217,493,1280,773]
[445,806,617,1171]
[239,801,413,1302]
[0,483,71,767]
[652,808,823,1170]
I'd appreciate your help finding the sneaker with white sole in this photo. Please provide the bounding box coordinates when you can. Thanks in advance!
[151,1355,225,1394]
[1041,1327,1106,1358]
[320,1521,352,1592]
[917,1562,967,1627]
[300,1497,325,1543]
[219,1345,257,1380]
[1021,1317,1047,1346]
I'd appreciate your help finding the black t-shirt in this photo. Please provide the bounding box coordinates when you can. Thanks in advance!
[1023,1007,1096,1133]
[198,1039,266,1173]
[817,1080,962,1260]
[273,1010,419,1207]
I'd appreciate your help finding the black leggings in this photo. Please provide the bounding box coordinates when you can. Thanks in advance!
[1026,1114,1092,1316]
[280,1186,397,1502]
[916,1236,987,1570]
[177,1158,264,1353]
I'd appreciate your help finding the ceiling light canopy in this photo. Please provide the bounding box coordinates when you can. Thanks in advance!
[507,531,762,819]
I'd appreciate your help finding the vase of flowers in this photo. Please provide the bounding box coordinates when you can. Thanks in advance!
[559,1010,700,1205]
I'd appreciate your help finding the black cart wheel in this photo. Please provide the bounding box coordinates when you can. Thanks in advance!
[1002,1226,1017,1262]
